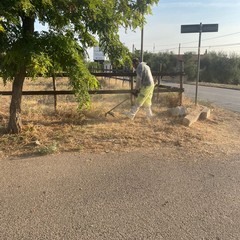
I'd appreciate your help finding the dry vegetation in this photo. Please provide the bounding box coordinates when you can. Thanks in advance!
[0,77,240,159]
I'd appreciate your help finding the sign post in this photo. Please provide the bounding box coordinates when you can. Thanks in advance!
[181,23,218,105]
[196,22,203,106]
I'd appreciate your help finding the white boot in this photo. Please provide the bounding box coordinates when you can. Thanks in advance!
[123,105,139,120]
[145,106,153,118]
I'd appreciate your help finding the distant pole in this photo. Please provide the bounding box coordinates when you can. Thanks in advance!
[140,2,144,62]
[140,26,144,62]
[195,22,202,105]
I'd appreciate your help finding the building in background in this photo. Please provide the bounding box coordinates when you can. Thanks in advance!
[93,46,112,71]
[93,46,106,62]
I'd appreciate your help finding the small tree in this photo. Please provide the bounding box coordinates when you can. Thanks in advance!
[135,51,178,73]
[183,52,197,81]
[0,0,159,133]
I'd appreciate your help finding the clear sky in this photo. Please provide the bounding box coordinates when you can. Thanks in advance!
[120,0,240,57]
[35,0,240,59]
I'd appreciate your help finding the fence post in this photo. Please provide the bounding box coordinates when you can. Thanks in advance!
[52,74,57,111]
[179,61,184,106]
[131,75,134,105]
[157,63,163,102]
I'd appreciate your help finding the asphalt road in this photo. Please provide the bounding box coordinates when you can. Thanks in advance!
[164,82,240,112]
[1,149,240,239]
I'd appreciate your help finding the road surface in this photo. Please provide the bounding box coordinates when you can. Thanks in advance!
[1,149,240,239]
[164,82,240,112]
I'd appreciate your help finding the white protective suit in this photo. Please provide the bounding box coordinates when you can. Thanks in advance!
[124,62,155,120]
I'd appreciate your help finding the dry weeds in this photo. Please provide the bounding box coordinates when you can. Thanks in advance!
[0,77,240,159]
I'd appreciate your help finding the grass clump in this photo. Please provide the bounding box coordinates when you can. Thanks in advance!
[35,142,59,155]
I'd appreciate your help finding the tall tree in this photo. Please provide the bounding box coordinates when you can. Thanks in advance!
[0,0,159,133]
[201,51,240,84]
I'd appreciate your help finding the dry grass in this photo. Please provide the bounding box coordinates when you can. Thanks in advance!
[0,77,240,159]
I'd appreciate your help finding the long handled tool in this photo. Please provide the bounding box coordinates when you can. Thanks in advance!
[105,98,129,117]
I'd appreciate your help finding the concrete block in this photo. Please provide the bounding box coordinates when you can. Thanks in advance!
[199,107,211,120]
[169,106,188,117]
[182,106,203,127]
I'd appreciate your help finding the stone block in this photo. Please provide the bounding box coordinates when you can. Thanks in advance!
[169,106,188,117]
[199,107,211,120]
[182,106,203,127]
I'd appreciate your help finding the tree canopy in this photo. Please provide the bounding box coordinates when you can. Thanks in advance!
[0,0,159,133]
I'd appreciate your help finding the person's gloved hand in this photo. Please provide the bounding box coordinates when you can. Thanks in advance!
[132,89,139,97]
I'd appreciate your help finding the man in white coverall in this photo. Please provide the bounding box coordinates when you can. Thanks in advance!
[124,58,155,120]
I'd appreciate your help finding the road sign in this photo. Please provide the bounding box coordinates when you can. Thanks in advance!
[181,24,200,33]
[181,24,218,33]
[202,24,218,32]
[180,22,219,105]
[93,46,106,61]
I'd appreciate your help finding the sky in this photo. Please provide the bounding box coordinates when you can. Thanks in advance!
[35,0,240,60]
[120,0,240,57]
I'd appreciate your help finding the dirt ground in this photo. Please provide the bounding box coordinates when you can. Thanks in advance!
[0,93,240,160]
[0,77,239,159]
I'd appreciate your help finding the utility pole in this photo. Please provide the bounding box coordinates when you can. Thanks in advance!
[140,1,144,62]
[140,23,144,62]
[178,43,181,58]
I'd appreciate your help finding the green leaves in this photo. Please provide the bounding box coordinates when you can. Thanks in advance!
[201,52,240,84]
[68,62,99,109]
[0,17,4,32]
[0,0,159,108]
[17,0,35,13]
[28,53,52,79]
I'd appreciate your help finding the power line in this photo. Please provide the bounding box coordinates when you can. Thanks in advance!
[181,31,240,46]
[150,42,240,53]
[149,31,240,48]
[142,31,240,53]
[204,42,240,48]
[201,31,240,42]
[180,42,240,49]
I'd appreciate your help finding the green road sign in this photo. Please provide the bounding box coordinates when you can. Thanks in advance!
[181,24,218,33]
[180,22,218,105]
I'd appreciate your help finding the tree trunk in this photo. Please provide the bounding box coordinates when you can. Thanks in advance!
[7,15,34,134]
[7,68,26,134]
